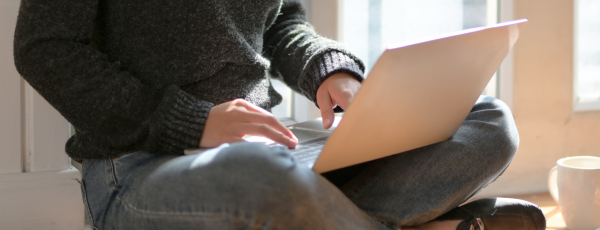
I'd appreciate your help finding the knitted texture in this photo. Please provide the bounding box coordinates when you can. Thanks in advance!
[300,50,365,106]
[13,0,364,161]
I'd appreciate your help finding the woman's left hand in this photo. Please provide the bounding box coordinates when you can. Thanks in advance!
[316,72,362,129]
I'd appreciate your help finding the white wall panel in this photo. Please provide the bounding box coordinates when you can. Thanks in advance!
[1,0,70,173]
[0,0,23,174]
[28,87,70,172]
[310,0,339,40]
[0,168,84,230]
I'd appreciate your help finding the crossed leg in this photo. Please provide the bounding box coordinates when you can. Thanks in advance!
[323,95,519,228]
[81,96,517,230]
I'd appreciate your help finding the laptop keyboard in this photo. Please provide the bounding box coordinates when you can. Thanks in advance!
[267,127,333,167]
[270,136,329,167]
[289,136,329,166]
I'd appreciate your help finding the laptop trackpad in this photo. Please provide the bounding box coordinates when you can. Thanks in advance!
[288,127,332,143]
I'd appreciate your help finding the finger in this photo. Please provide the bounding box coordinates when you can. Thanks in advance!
[317,90,335,129]
[245,112,298,142]
[333,90,353,110]
[237,124,297,148]
[233,98,272,115]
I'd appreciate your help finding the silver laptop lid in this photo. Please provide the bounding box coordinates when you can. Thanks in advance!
[313,19,527,173]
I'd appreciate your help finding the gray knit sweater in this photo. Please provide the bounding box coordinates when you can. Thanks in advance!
[13,0,364,161]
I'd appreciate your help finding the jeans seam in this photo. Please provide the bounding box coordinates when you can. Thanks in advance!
[108,158,118,186]
[115,195,235,217]
[116,194,272,229]
[78,177,100,230]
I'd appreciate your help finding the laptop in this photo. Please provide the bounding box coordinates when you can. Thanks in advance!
[186,19,528,173]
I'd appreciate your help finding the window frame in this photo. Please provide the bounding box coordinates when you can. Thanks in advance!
[305,0,516,111]
[498,0,516,109]
[572,0,600,112]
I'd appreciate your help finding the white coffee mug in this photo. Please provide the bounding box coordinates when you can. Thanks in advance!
[548,156,600,230]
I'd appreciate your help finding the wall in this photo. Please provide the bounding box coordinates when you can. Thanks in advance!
[477,0,600,197]
[0,0,23,174]
[0,0,84,228]
[311,0,600,197]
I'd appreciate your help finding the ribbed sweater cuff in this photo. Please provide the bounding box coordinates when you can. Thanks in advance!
[153,86,214,154]
[298,50,365,104]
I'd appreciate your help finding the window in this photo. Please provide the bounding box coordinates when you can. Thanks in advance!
[270,79,294,119]
[574,0,600,111]
[273,0,513,121]
[340,0,499,97]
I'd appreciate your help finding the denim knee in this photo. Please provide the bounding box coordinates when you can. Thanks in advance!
[210,142,297,170]
[98,144,384,229]
[203,142,321,208]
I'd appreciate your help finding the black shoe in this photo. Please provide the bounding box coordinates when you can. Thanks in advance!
[435,197,546,230]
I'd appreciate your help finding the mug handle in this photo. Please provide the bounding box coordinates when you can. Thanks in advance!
[548,166,559,204]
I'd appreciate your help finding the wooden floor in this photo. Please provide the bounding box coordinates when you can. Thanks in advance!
[506,193,568,230]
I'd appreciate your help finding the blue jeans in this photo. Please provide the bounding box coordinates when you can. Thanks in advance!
[80,96,519,229]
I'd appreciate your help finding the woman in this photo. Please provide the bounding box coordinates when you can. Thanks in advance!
[13,0,545,229]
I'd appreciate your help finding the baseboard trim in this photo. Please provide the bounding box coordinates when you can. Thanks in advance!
[0,168,84,230]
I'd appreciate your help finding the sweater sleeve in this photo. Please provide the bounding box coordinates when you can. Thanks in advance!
[13,0,213,158]
[263,0,366,106]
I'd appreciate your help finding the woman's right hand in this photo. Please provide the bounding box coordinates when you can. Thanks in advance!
[200,99,298,148]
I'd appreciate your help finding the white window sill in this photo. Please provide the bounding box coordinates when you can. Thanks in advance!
[574,100,600,112]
